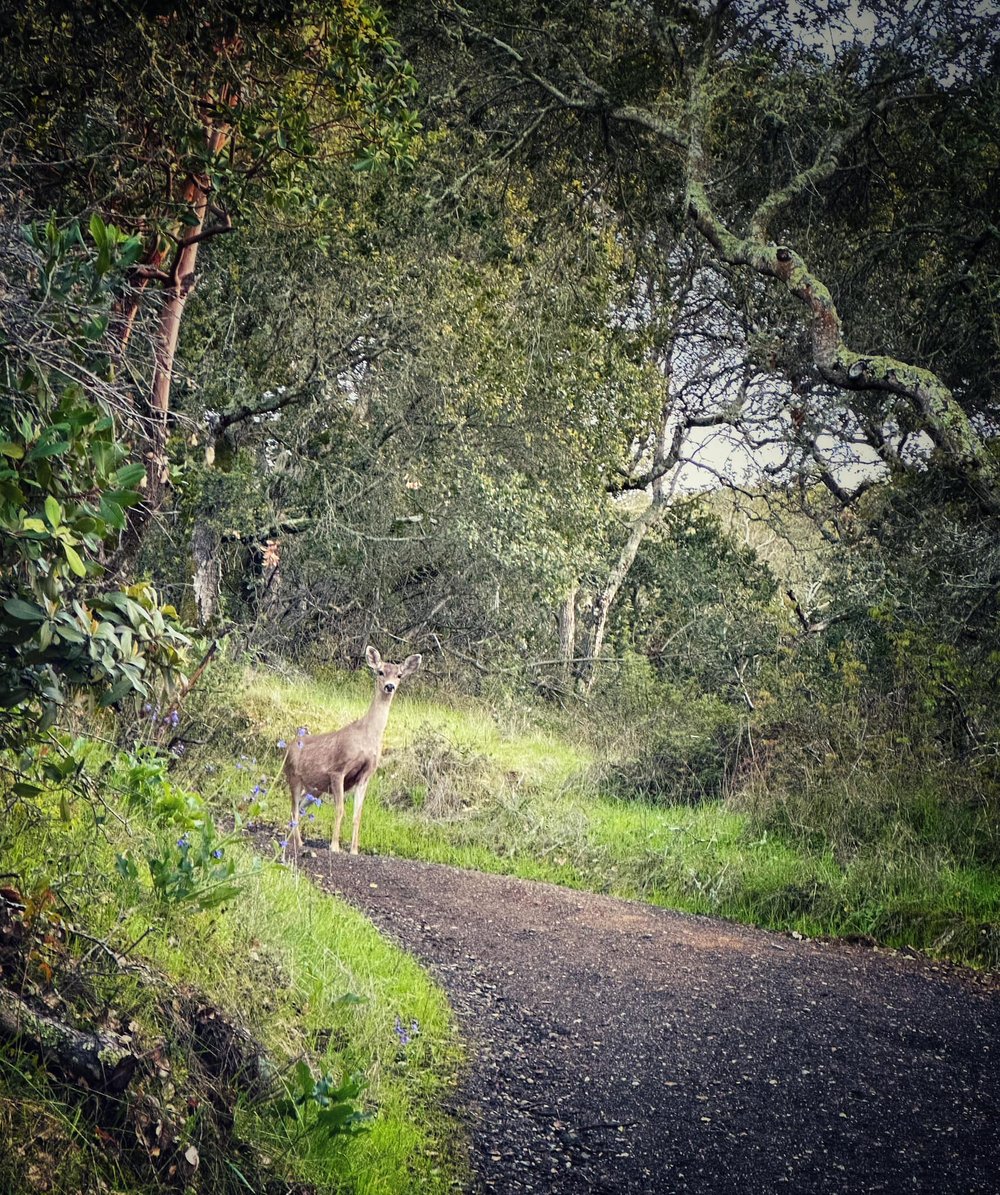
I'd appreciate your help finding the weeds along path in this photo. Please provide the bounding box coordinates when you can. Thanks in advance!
[296,849,998,1195]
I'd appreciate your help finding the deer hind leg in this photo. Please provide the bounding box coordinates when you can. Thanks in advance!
[350,776,371,856]
[329,773,346,853]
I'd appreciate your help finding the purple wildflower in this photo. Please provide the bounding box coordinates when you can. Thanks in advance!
[297,727,308,737]
[177,835,189,849]
[212,848,223,859]
[394,1015,410,1047]
[279,839,288,849]
[277,739,287,749]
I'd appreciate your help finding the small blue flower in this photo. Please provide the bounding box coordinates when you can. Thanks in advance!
[277,739,287,749]
[252,784,263,796]
[143,702,153,714]
[212,848,223,859]
[170,710,180,727]
[394,1015,410,1046]
[279,839,289,849]
[297,727,308,737]
[177,835,189,849]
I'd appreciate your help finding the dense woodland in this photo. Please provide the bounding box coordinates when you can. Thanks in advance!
[1,1,998,1191]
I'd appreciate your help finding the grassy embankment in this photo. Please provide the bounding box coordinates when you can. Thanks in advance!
[192,664,1000,971]
[0,752,465,1194]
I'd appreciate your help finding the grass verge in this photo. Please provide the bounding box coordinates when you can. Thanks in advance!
[0,754,465,1194]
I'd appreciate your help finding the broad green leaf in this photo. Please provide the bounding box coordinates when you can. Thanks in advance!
[26,440,71,461]
[2,598,46,622]
[63,543,87,577]
[99,676,135,708]
[114,462,146,489]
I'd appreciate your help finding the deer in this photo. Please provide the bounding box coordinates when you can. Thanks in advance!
[283,646,421,856]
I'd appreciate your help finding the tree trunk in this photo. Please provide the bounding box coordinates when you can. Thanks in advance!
[112,98,234,575]
[191,522,222,626]
[579,501,665,692]
[557,584,578,678]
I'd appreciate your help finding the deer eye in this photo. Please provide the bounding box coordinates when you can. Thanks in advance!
[378,670,384,676]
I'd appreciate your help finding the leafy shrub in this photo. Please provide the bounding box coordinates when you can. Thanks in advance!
[380,728,497,819]
[0,213,189,742]
[111,746,254,910]
[273,1060,371,1137]
[590,687,745,805]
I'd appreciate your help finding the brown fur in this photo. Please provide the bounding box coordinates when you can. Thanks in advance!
[283,647,421,855]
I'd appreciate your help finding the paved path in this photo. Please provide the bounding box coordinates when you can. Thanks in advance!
[300,850,998,1194]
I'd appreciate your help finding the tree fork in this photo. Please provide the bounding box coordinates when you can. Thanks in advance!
[685,179,1000,514]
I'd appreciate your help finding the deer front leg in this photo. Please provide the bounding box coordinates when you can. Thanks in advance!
[288,776,304,854]
[349,776,371,856]
[329,773,346,853]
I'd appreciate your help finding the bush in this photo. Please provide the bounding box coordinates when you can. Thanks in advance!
[589,682,746,805]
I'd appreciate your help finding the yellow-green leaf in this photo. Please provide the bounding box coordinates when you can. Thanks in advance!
[63,543,87,577]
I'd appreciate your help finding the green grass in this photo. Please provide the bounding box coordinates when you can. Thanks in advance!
[192,665,1000,971]
[0,774,465,1194]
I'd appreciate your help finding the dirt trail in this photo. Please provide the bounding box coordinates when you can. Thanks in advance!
[298,849,998,1194]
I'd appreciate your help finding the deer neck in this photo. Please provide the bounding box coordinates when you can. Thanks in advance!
[359,690,393,747]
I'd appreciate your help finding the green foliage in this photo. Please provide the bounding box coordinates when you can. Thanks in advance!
[209,664,1000,969]
[0,215,189,735]
[110,745,252,909]
[0,729,464,1194]
[273,1060,372,1137]
[143,827,242,910]
[1,3,419,231]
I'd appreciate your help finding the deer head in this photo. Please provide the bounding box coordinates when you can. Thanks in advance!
[366,645,421,698]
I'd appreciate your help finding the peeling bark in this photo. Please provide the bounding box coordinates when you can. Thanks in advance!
[192,523,222,626]
[113,90,235,574]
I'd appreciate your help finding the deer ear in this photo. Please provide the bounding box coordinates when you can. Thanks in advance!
[366,646,381,670]
[402,654,422,677]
